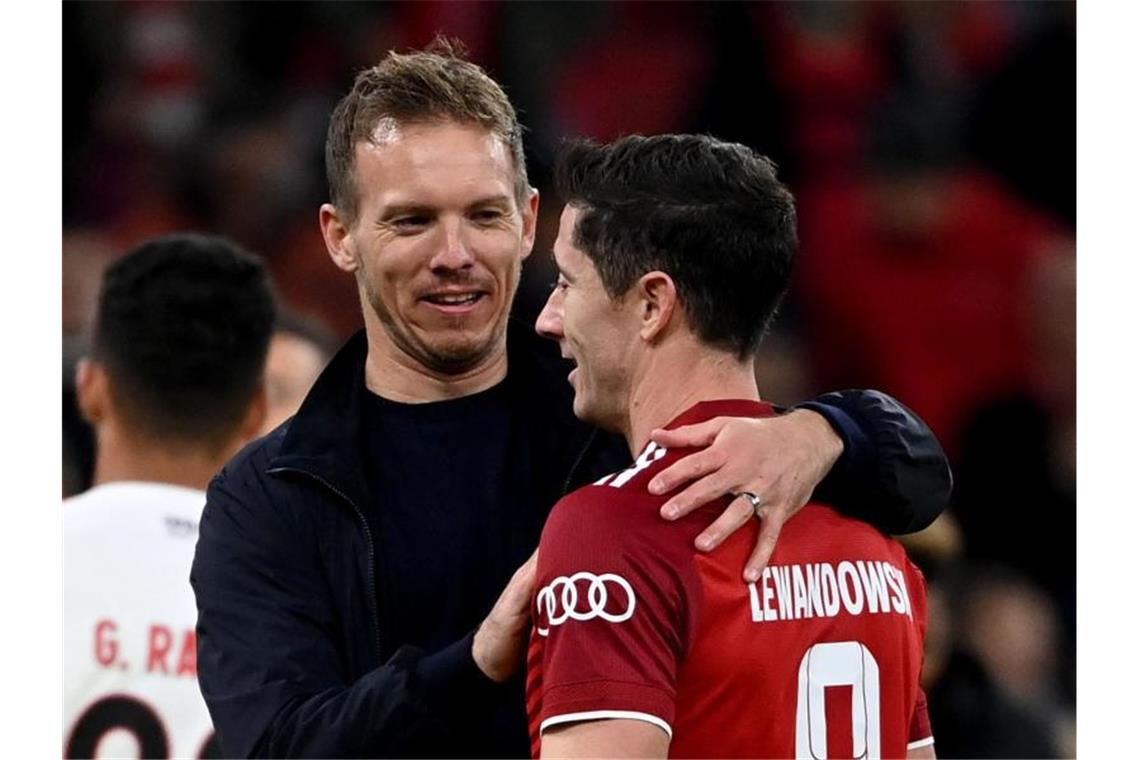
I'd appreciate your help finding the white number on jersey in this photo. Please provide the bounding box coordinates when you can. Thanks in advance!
[795,641,881,759]
[595,442,668,489]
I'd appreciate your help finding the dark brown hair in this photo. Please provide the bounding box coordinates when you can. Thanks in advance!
[556,134,797,360]
[93,233,276,447]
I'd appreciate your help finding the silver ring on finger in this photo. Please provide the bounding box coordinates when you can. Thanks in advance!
[733,491,764,519]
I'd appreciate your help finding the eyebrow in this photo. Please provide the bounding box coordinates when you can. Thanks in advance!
[375,204,434,222]
[375,195,514,222]
[466,194,514,209]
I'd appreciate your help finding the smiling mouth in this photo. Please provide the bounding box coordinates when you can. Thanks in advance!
[563,351,578,382]
[422,292,487,307]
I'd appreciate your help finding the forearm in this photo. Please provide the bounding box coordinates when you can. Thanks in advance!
[908,742,937,759]
[252,649,435,757]
[541,719,670,758]
[203,626,499,757]
[194,490,501,756]
[254,637,501,757]
[794,389,952,534]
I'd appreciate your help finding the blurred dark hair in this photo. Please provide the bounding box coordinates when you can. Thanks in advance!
[275,309,340,364]
[555,134,797,359]
[325,36,529,224]
[92,233,277,447]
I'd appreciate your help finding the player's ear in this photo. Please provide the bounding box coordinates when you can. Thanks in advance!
[320,203,359,273]
[519,186,540,262]
[636,271,679,344]
[75,358,109,426]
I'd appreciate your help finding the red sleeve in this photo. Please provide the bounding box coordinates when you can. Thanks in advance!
[906,558,934,748]
[533,486,698,738]
[908,688,933,747]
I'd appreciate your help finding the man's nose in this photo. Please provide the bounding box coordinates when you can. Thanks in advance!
[535,290,563,340]
[430,221,476,272]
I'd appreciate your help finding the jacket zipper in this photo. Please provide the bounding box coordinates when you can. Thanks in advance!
[267,466,384,664]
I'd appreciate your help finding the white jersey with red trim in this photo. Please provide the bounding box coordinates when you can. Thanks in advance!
[64,482,217,759]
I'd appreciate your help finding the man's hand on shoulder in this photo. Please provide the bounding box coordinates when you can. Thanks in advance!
[472,550,537,683]
[648,409,843,581]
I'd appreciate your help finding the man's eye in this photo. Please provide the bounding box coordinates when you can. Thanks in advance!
[473,209,504,223]
[551,278,569,292]
[393,216,429,228]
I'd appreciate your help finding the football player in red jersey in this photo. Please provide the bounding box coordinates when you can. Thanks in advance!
[524,135,936,758]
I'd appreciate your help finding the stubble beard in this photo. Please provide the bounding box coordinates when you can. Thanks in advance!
[572,354,633,436]
[364,282,506,376]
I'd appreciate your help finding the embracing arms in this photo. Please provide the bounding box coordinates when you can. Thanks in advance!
[649,389,952,580]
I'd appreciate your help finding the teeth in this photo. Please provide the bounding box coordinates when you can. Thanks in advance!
[428,293,480,305]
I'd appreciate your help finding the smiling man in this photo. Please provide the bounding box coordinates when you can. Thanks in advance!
[527,136,935,759]
[190,40,949,758]
[320,118,536,396]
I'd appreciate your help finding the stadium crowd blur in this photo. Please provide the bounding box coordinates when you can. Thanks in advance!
[63,2,1075,757]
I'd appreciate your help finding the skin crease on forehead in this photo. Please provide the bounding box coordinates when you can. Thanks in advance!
[332,120,538,402]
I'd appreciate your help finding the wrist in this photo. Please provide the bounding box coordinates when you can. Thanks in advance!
[472,620,512,683]
[415,632,505,720]
[788,407,844,473]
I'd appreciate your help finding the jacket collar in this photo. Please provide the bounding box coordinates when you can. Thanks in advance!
[268,329,373,506]
[267,320,596,506]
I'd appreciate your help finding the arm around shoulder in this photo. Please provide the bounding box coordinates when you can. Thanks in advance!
[796,389,952,534]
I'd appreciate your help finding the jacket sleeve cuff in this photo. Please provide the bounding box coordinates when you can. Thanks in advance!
[794,390,952,534]
[793,400,875,491]
[413,631,503,714]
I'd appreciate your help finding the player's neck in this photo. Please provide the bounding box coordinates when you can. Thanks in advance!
[625,341,760,456]
[361,320,508,403]
[91,420,238,492]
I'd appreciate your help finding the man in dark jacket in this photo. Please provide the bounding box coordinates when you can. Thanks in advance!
[191,41,951,758]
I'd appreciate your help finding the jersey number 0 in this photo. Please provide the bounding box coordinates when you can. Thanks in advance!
[794,641,881,760]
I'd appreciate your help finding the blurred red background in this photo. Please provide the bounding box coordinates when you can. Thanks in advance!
[62,3,1076,755]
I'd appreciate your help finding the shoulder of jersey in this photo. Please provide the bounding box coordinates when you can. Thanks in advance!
[780,501,915,565]
[592,441,682,492]
[549,441,689,530]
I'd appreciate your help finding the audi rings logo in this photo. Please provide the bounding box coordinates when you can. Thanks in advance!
[535,572,636,636]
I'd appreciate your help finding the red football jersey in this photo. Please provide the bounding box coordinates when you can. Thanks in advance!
[526,399,932,759]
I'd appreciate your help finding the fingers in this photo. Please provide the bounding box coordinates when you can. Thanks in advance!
[743,510,787,582]
[512,563,536,601]
[517,549,538,579]
[648,417,727,452]
[505,553,538,608]
[693,496,754,552]
[658,475,730,520]
[650,447,724,501]
[474,551,541,683]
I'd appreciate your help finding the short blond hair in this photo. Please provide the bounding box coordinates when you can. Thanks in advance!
[325,37,529,223]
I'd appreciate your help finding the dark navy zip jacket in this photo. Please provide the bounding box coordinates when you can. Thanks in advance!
[190,320,950,758]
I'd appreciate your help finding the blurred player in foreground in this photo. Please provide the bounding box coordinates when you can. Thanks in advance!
[259,311,338,435]
[64,234,276,758]
[526,136,935,758]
